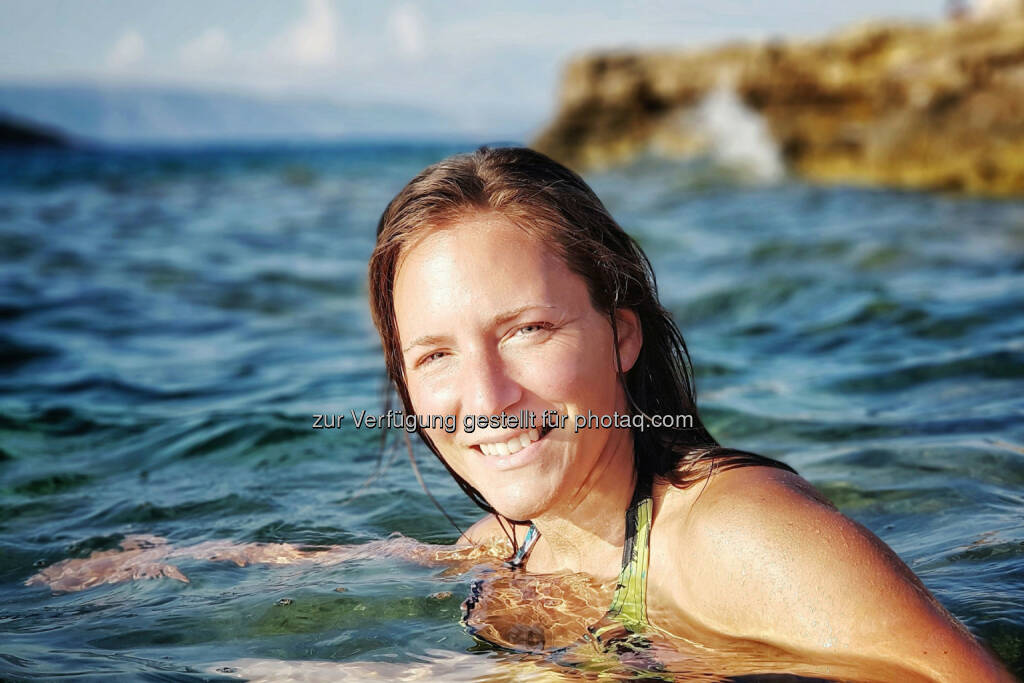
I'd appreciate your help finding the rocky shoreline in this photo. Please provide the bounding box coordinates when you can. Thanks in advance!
[533,12,1024,196]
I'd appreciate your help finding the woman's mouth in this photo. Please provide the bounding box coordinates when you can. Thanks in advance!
[470,424,555,472]
[474,425,553,457]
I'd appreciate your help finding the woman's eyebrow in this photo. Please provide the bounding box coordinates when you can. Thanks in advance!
[401,304,558,354]
[402,334,449,355]
[486,303,557,329]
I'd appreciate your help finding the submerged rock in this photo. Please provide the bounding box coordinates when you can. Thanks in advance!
[533,10,1024,195]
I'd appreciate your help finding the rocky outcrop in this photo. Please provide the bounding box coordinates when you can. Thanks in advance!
[533,12,1024,195]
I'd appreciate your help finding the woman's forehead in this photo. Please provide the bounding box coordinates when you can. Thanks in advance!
[392,215,586,336]
[396,213,558,285]
[397,211,543,264]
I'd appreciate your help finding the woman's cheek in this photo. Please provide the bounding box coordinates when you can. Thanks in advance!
[408,370,456,417]
[410,379,468,462]
[534,343,613,403]
[521,337,584,382]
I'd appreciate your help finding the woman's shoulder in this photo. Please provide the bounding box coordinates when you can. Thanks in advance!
[654,463,900,597]
[668,462,835,523]
[653,463,834,539]
[652,464,1011,681]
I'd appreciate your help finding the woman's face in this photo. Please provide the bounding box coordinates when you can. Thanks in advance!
[393,211,641,521]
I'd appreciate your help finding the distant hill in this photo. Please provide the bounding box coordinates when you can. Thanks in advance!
[0,83,458,145]
[0,114,70,148]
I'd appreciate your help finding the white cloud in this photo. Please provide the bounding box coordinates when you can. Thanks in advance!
[388,3,426,61]
[106,28,145,69]
[276,0,340,67]
[180,27,230,66]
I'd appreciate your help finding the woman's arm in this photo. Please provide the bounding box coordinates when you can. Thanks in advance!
[667,466,1015,683]
[25,532,508,593]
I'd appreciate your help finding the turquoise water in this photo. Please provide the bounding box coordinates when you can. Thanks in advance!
[1,143,1022,680]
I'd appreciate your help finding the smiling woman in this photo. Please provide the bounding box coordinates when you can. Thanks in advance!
[24,147,1016,682]
[365,146,1016,681]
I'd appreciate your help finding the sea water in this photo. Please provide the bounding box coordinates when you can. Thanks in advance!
[1,142,1022,680]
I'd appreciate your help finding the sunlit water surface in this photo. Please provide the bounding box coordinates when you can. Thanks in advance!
[1,143,1022,680]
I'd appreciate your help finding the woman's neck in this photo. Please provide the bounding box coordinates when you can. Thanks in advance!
[529,427,637,579]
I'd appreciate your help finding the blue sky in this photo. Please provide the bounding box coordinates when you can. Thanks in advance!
[0,0,946,137]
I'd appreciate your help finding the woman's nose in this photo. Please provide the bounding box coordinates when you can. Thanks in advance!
[460,347,522,419]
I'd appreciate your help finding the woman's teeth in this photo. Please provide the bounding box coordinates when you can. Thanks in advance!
[479,428,541,456]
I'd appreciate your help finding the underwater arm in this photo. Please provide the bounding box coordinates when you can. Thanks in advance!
[25,532,503,593]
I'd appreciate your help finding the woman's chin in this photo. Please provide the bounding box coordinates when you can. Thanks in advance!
[486,487,555,522]
[474,448,576,518]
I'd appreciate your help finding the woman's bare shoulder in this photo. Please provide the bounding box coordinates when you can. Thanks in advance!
[684,463,833,514]
[654,465,835,544]
[659,463,927,605]
[654,464,1013,682]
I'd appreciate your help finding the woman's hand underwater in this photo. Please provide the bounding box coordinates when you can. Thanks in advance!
[25,534,337,592]
[25,531,511,593]
[25,534,189,592]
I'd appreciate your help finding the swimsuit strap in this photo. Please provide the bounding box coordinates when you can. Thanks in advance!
[502,523,540,569]
[598,474,654,635]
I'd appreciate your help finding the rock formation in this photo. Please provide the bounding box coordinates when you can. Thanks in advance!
[533,11,1024,195]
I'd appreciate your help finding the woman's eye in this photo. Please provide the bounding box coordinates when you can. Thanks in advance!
[418,351,447,367]
[514,323,551,337]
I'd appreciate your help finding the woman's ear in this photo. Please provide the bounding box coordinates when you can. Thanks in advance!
[613,308,643,373]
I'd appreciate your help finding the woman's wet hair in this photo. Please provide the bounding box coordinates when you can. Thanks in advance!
[369,146,794,528]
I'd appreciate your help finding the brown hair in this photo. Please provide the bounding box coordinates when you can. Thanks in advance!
[369,146,794,525]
